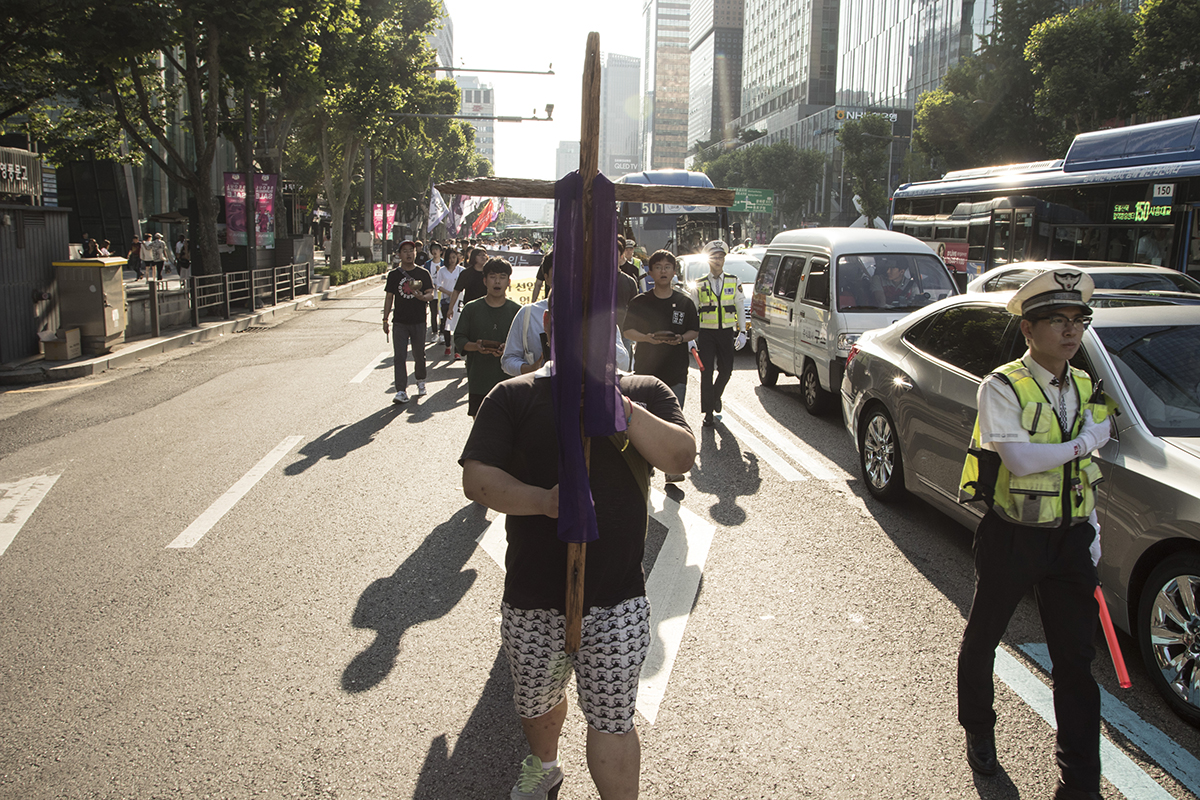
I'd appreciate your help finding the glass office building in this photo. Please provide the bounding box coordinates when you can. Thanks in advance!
[642,0,691,168]
[600,53,643,176]
[688,0,744,151]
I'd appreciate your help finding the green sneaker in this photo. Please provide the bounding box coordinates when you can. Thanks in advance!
[510,754,563,800]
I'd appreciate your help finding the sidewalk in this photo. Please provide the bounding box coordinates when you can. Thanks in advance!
[0,260,383,386]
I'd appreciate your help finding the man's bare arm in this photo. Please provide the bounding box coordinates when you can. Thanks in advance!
[462,460,559,518]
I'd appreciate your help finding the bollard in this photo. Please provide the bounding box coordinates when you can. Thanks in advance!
[190,277,199,327]
[148,279,161,338]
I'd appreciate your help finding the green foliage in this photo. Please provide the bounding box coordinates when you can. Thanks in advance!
[316,260,389,285]
[836,114,892,227]
[696,140,825,223]
[1026,4,1138,154]
[1135,0,1200,117]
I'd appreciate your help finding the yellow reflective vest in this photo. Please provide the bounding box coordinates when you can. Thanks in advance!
[959,360,1109,528]
[697,274,739,329]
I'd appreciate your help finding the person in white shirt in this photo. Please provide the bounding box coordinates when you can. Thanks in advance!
[434,248,464,356]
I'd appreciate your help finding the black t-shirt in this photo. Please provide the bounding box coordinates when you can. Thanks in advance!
[460,373,689,612]
[625,290,700,386]
[384,266,433,324]
[454,267,487,306]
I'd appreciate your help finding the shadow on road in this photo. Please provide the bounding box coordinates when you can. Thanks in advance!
[284,405,403,475]
[412,648,526,799]
[341,503,488,693]
[689,423,761,526]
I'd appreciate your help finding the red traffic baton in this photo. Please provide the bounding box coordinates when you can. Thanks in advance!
[689,341,704,371]
[1095,585,1133,688]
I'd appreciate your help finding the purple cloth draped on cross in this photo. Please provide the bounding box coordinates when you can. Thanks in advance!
[550,171,626,544]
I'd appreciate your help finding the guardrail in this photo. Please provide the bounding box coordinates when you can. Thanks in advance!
[186,262,312,330]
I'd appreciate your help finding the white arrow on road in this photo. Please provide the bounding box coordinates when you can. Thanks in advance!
[475,487,716,724]
[0,474,62,557]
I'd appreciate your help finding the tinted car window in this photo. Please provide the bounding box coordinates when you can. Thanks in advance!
[755,254,780,295]
[802,258,829,308]
[1092,271,1200,294]
[1094,323,1200,436]
[774,256,807,300]
[985,267,1041,292]
[906,306,1012,377]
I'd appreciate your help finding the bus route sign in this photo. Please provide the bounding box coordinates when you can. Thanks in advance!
[733,188,775,214]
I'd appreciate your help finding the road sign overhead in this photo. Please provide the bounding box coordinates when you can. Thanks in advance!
[733,187,775,214]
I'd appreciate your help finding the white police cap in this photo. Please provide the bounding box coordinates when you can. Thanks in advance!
[1006,267,1094,316]
[703,240,729,256]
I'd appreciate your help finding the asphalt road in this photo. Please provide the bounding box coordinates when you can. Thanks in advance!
[0,281,1196,800]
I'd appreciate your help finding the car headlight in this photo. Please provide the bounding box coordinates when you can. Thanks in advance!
[837,333,860,352]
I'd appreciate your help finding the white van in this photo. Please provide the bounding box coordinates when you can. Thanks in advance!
[750,228,958,414]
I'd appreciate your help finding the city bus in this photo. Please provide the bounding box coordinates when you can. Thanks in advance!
[615,169,728,255]
[500,223,554,244]
[891,115,1200,284]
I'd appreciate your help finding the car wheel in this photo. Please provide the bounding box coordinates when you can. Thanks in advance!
[1138,552,1200,726]
[756,342,779,387]
[859,405,905,501]
[801,360,833,415]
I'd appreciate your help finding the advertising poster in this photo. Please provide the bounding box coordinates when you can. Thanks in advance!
[256,174,277,249]
[372,204,399,240]
[224,172,247,246]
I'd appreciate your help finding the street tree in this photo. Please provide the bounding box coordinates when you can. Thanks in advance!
[1026,3,1138,155]
[836,114,892,228]
[697,140,824,226]
[302,0,448,269]
[1134,0,1200,117]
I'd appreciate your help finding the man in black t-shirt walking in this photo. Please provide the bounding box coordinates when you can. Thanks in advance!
[623,249,700,482]
[382,240,435,404]
[460,341,695,800]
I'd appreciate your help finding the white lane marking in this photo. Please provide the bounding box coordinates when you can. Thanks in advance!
[351,351,390,383]
[473,488,716,725]
[717,413,805,481]
[6,380,113,394]
[994,645,1174,800]
[639,489,716,724]
[0,474,61,557]
[1021,643,1200,797]
[167,436,303,549]
[723,401,840,480]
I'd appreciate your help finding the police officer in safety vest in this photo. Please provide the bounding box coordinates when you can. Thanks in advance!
[691,240,746,426]
[956,268,1113,800]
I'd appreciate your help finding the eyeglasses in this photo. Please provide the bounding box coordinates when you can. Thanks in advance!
[1040,314,1092,330]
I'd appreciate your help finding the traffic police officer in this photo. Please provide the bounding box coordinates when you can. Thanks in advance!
[692,240,746,426]
[957,268,1114,799]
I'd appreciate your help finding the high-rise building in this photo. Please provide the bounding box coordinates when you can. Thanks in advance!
[642,0,691,169]
[687,0,744,152]
[426,11,454,71]
[600,53,643,177]
[739,0,838,131]
[556,141,581,180]
[457,76,495,167]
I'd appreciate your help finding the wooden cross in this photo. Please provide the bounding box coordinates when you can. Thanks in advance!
[438,33,734,653]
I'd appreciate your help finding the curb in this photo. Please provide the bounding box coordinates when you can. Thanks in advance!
[0,273,386,386]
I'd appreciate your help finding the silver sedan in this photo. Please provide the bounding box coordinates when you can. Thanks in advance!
[841,294,1200,726]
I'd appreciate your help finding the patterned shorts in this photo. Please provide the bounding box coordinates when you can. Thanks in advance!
[500,596,651,735]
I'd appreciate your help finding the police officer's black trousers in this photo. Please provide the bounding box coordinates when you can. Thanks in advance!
[957,511,1101,791]
[697,327,734,414]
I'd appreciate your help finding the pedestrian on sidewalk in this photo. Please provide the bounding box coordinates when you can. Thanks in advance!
[381,240,436,404]
[426,242,443,341]
[139,234,157,280]
[460,300,695,800]
[622,249,699,482]
[454,257,520,417]
[127,238,144,280]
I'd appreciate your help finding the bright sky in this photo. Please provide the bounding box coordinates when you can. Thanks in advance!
[441,0,645,181]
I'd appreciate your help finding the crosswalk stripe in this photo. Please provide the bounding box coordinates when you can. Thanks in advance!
[716,412,805,481]
[0,474,61,557]
[167,436,303,549]
[723,401,840,480]
[351,351,390,383]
